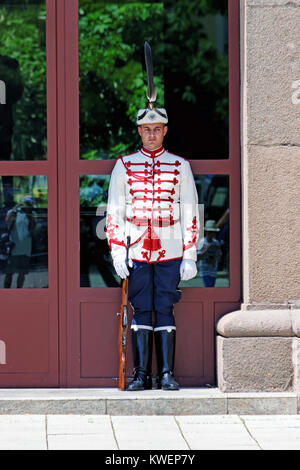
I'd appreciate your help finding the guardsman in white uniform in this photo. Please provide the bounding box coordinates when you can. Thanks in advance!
[106,106,200,391]
[106,43,200,391]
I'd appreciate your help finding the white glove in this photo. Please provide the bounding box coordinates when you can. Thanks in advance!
[113,256,133,279]
[180,260,197,281]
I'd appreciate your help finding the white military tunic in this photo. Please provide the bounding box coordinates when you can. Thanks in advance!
[106,146,200,263]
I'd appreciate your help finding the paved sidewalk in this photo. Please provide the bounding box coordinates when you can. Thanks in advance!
[0,388,299,450]
[0,414,300,450]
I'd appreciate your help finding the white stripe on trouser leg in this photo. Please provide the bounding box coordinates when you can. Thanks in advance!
[131,325,154,331]
[154,326,176,333]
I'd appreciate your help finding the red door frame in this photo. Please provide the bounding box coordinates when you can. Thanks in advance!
[0,0,59,387]
[58,0,241,387]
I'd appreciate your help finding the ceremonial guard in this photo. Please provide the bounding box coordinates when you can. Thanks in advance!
[106,43,200,391]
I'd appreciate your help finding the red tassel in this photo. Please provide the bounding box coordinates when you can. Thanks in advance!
[150,230,161,251]
[142,236,152,250]
[142,229,161,251]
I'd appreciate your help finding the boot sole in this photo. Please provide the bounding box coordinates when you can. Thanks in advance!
[126,384,152,391]
[126,385,152,392]
[157,384,180,391]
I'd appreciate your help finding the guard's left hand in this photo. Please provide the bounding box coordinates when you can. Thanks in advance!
[180,260,197,281]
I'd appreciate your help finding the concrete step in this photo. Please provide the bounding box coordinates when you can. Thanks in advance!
[0,388,298,415]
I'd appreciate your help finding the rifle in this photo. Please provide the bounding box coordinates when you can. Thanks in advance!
[117,235,131,390]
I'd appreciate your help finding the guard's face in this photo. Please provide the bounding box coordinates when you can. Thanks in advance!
[138,123,168,150]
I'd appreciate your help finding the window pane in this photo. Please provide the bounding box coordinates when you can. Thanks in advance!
[0,176,48,288]
[0,0,47,161]
[80,175,120,287]
[79,0,228,161]
[179,175,230,288]
[80,173,229,288]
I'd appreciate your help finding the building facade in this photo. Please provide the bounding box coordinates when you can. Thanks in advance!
[0,0,298,390]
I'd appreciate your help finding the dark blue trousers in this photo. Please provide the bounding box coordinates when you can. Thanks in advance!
[128,258,182,330]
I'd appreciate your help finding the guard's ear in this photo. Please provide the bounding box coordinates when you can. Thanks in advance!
[163,125,168,137]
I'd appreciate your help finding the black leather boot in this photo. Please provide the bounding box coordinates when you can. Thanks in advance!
[155,329,180,391]
[127,328,153,391]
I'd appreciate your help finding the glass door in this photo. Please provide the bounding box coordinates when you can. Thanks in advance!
[0,0,59,386]
[64,0,240,387]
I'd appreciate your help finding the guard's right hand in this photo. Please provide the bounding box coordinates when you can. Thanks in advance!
[113,256,133,279]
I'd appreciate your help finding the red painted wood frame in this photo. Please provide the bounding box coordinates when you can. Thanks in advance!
[60,0,241,387]
[0,0,59,386]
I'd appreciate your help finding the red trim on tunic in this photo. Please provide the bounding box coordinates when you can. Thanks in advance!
[126,216,177,227]
[126,169,154,176]
[167,151,190,162]
[130,188,152,195]
[126,161,151,168]
[132,197,174,203]
[109,238,126,250]
[131,256,183,264]
[183,216,198,251]
[127,178,152,186]
[155,160,181,168]
[141,146,165,158]
[154,188,176,195]
[153,178,179,186]
[157,250,166,262]
[154,170,180,176]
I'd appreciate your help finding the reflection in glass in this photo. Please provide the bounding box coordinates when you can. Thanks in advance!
[79,0,228,161]
[0,176,48,288]
[179,175,230,288]
[80,174,229,288]
[80,175,120,288]
[0,1,47,161]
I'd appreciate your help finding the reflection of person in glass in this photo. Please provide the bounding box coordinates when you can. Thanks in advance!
[4,196,36,288]
[0,55,23,207]
[216,208,229,272]
[106,45,200,391]
[197,220,222,287]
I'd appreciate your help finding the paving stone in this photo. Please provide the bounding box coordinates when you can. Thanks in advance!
[47,415,113,434]
[46,415,118,450]
[175,415,259,450]
[111,416,189,450]
[242,415,300,450]
[0,416,46,450]
[48,434,118,450]
[242,415,300,428]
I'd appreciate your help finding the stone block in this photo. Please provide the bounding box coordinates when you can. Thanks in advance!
[217,336,293,392]
[291,309,300,337]
[244,146,300,304]
[0,399,106,415]
[217,309,293,337]
[247,0,300,6]
[106,396,227,416]
[246,4,300,145]
[227,394,298,415]
[292,337,300,393]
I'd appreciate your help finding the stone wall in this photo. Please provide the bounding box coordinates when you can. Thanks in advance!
[216,0,300,392]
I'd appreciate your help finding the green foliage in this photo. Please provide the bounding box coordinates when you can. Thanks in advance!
[0,0,229,164]
[0,3,46,160]
[80,174,109,207]
[79,0,229,160]
[79,1,164,159]
[163,0,229,131]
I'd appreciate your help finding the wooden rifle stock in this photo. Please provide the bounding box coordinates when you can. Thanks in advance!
[117,236,131,390]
